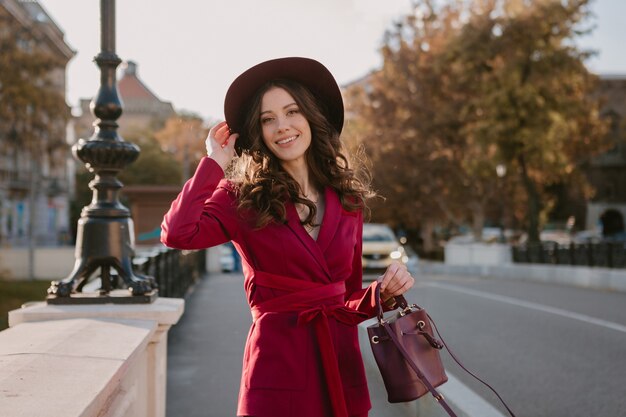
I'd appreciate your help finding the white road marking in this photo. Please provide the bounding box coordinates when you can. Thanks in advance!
[424,281,626,334]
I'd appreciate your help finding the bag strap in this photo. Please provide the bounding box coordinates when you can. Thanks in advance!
[375,286,517,417]
[426,310,517,417]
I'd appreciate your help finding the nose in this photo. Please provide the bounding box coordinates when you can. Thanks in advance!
[276,115,290,133]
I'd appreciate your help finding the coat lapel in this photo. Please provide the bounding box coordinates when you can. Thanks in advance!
[316,187,340,253]
[285,187,340,280]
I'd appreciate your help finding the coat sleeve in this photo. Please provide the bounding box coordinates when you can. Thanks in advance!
[343,210,395,318]
[343,210,380,318]
[161,157,240,250]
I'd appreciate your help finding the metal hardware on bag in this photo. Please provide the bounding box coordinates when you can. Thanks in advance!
[417,320,426,329]
[434,393,445,402]
[399,306,413,316]
[371,335,380,344]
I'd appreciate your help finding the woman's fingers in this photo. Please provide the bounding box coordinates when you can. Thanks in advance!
[379,262,400,291]
[208,121,227,138]
[206,122,238,169]
[380,262,406,292]
[209,121,230,145]
[223,133,239,154]
[380,262,414,297]
[391,275,414,297]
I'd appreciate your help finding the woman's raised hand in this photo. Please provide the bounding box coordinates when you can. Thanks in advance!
[206,121,239,170]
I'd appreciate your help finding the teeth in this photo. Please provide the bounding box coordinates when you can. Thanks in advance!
[277,135,297,145]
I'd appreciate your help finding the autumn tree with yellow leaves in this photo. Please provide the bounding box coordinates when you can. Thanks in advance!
[345,0,608,247]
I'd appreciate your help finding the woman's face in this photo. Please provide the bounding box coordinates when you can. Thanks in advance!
[259,87,312,165]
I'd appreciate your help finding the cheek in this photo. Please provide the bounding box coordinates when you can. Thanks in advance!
[304,119,312,136]
[261,125,272,146]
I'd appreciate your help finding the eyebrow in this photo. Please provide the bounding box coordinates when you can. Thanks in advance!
[260,102,298,116]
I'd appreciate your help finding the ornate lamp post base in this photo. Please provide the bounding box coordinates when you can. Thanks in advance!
[46,215,158,303]
[47,289,158,305]
[47,0,157,304]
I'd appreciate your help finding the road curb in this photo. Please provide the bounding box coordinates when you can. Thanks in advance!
[358,318,507,417]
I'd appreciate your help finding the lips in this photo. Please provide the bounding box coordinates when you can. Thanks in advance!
[276,135,298,145]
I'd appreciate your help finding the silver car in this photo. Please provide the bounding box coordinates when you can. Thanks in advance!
[361,223,408,271]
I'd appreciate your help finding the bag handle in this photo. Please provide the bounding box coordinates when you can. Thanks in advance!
[376,284,410,323]
[375,285,517,417]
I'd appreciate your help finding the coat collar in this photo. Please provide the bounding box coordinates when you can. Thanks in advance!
[285,187,341,280]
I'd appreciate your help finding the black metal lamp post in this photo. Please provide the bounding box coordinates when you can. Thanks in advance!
[47,0,156,304]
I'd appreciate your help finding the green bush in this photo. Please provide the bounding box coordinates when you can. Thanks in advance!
[0,280,50,331]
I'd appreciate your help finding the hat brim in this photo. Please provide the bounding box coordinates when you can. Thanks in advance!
[224,57,344,156]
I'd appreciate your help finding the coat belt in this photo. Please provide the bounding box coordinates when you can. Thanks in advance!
[250,271,368,417]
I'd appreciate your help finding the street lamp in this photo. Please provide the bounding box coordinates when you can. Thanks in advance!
[47,0,156,304]
[496,164,507,243]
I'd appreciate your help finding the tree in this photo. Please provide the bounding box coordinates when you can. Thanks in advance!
[119,131,183,186]
[153,112,209,184]
[344,1,495,250]
[0,7,71,274]
[0,7,69,158]
[461,0,609,241]
[344,0,609,245]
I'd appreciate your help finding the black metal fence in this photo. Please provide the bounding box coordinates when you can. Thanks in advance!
[512,242,626,269]
[134,248,206,297]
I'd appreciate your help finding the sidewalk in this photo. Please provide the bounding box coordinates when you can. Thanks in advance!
[166,273,412,417]
[167,273,248,417]
[419,260,626,293]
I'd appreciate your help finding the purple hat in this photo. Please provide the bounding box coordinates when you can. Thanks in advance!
[224,57,344,155]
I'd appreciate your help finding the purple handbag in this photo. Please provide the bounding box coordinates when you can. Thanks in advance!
[367,285,516,417]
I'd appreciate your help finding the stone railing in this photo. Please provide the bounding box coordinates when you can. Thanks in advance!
[0,246,206,298]
[134,248,206,298]
[0,298,184,417]
[512,242,626,269]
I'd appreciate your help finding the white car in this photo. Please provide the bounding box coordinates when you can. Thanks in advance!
[219,244,236,272]
[361,223,408,271]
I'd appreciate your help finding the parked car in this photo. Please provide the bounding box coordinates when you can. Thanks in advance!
[219,243,235,272]
[518,230,573,246]
[361,223,408,271]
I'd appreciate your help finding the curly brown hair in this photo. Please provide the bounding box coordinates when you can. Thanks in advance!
[228,79,372,229]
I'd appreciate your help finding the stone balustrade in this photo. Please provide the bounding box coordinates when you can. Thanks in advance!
[0,297,184,417]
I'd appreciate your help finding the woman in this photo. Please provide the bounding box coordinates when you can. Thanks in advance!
[161,57,415,417]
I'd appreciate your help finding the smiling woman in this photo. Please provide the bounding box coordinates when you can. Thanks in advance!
[260,87,312,166]
[161,57,416,417]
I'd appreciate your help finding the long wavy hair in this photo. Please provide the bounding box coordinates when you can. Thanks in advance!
[228,79,372,229]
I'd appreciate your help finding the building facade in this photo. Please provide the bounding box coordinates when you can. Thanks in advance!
[74,61,176,141]
[585,74,626,238]
[0,0,75,247]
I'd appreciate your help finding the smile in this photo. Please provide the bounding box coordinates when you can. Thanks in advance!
[276,135,298,145]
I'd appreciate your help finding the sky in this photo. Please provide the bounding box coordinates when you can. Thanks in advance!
[39,0,626,122]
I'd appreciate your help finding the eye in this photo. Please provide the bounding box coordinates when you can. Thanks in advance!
[287,108,300,116]
[261,117,274,124]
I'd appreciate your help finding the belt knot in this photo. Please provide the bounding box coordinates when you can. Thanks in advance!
[297,305,328,326]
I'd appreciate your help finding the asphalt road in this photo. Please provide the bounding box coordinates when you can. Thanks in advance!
[374,273,626,417]
[168,272,626,417]
[167,273,412,417]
